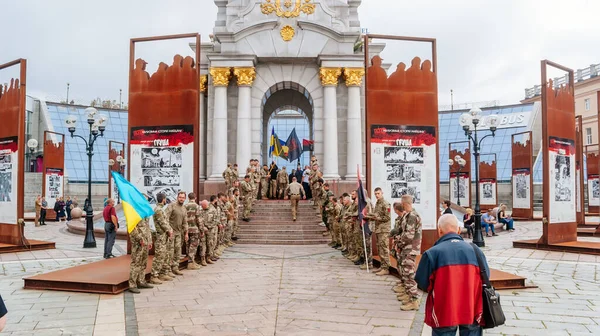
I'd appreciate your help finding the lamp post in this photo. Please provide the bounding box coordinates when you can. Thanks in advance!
[459,108,499,247]
[65,107,108,248]
[447,155,467,206]
[27,139,38,172]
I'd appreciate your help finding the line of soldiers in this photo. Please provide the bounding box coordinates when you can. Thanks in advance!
[320,187,422,311]
[128,188,241,293]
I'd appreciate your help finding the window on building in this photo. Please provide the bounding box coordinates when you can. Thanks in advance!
[586,127,593,145]
[585,98,591,111]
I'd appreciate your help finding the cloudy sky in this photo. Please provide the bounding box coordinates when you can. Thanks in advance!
[1,0,599,108]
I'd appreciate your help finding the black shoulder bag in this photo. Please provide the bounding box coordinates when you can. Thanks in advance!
[470,243,506,329]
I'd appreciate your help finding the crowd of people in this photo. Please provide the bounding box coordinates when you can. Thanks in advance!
[34,195,78,226]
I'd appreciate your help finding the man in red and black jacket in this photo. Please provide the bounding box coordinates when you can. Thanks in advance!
[415,214,490,336]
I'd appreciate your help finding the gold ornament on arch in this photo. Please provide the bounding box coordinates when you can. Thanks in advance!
[280,25,295,42]
[343,68,365,87]
[319,68,342,86]
[261,0,316,18]
[233,67,257,86]
[209,67,232,87]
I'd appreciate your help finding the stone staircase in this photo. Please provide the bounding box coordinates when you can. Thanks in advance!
[236,200,330,245]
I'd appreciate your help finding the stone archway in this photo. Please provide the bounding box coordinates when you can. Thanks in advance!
[261,82,314,163]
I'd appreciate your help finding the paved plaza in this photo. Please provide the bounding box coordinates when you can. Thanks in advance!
[0,220,598,335]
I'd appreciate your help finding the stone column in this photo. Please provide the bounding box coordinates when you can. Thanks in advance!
[208,67,231,180]
[320,67,342,179]
[233,67,256,168]
[199,75,207,180]
[343,68,365,180]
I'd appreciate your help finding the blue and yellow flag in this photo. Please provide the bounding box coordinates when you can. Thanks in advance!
[111,171,154,233]
[269,126,284,158]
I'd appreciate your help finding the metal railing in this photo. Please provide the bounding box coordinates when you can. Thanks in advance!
[524,63,599,99]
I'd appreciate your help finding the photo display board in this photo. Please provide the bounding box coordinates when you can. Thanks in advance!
[44,168,63,209]
[548,136,576,223]
[364,35,439,253]
[108,141,125,205]
[0,137,19,223]
[586,150,599,213]
[511,131,533,218]
[449,142,471,207]
[479,154,497,209]
[130,125,194,204]
[370,125,437,228]
[42,131,65,215]
[575,116,585,224]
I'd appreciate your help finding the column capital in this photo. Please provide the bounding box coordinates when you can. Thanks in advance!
[319,67,342,86]
[209,67,232,86]
[200,75,208,93]
[233,67,257,86]
[343,67,365,86]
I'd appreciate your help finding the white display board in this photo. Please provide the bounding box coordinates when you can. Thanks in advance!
[548,136,576,223]
[370,125,437,230]
[45,168,64,210]
[450,172,470,207]
[0,136,18,224]
[587,174,599,207]
[512,168,531,209]
[479,178,497,206]
[130,125,194,204]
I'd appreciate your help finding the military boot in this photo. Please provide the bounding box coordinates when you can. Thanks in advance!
[393,285,405,293]
[167,271,177,278]
[351,255,362,263]
[171,267,184,276]
[359,263,373,270]
[149,277,163,285]
[200,256,208,266]
[206,257,215,264]
[128,287,140,294]
[353,257,364,266]
[376,268,390,276]
[397,292,409,303]
[400,299,420,311]
[187,262,201,270]
[159,274,173,282]
[138,282,154,289]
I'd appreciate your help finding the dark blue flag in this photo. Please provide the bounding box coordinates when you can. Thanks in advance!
[357,178,371,235]
[285,128,303,162]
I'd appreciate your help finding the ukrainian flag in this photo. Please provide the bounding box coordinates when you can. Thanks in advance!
[269,126,283,158]
[111,171,154,233]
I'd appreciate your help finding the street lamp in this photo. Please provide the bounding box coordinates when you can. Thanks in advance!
[447,155,467,206]
[27,139,38,172]
[65,107,108,248]
[459,107,499,247]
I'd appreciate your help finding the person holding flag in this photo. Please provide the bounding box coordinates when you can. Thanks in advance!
[110,172,155,294]
[365,187,392,276]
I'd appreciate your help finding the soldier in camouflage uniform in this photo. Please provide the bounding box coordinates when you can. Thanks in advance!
[232,163,239,182]
[165,191,188,276]
[337,194,349,253]
[205,195,220,263]
[260,165,269,200]
[397,195,422,310]
[229,188,240,242]
[252,162,261,202]
[348,190,364,265]
[358,193,374,270]
[325,195,338,247]
[309,164,321,205]
[366,187,391,275]
[222,163,234,189]
[277,167,288,199]
[321,183,334,239]
[224,194,235,247]
[331,197,342,249]
[185,192,202,270]
[197,200,209,266]
[128,218,153,293]
[215,193,227,256]
[343,193,359,262]
[150,193,173,284]
[241,175,253,221]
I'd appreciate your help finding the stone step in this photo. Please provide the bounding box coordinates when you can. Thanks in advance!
[238,223,323,229]
[239,227,326,233]
[235,239,329,245]
[241,219,321,224]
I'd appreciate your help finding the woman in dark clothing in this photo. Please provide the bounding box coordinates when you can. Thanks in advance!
[463,208,474,238]
[66,197,73,221]
[56,197,66,222]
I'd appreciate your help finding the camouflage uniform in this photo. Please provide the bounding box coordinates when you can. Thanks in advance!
[197,207,208,261]
[359,199,374,263]
[371,198,391,270]
[277,169,288,199]
[343,200,358,258]
[321,189,334,230]
[325,199,337,244]
[398,210,422,302]
[185,201,201,265]
[241,180,253,219]
[332,202,342,245]
[165,202,188,270]
[129,219,152,288]
[260,168,269,199]
[151,203,172,278]
[224,200,234,244]
[216,200,226,251]
[222,166,234,189]
[231,194,239,239]
[337,203,348,251]
[232,167,239,183]
[205,203,219,259]
[252,169,261,201]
